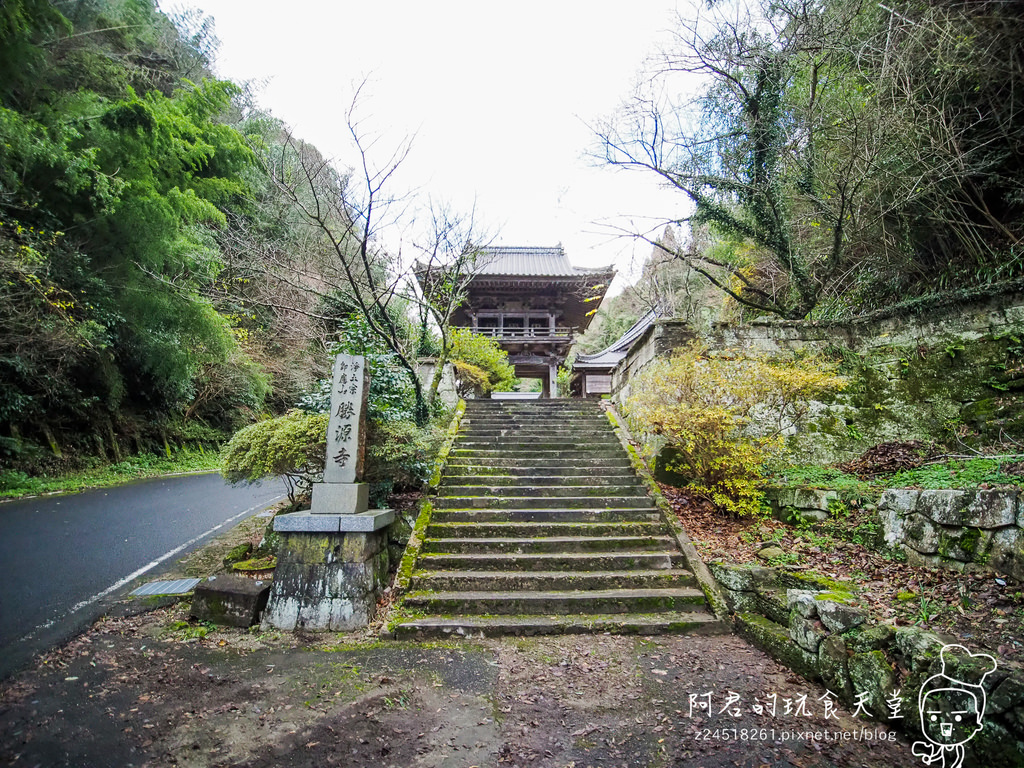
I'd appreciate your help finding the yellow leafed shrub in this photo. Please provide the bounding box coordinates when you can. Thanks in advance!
[623,343,846,516]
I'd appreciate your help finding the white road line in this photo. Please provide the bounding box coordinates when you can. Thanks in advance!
[21,495,286,640]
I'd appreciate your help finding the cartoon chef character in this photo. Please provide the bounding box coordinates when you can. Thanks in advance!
[911,643,997,768]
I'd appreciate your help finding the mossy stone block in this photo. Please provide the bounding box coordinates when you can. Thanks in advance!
[894,626,946,675]
[776,570,854,594]
[191,574,270,628]
[736,612,820,682]
[816,600,867,633]
[789,615,827,653]
[787,589,819,618]
[903,514,941,554]
[938,527,993,563]
[708,561,775,592]
[989,673,1024,716]
[848,650,896,719]
[753,586,791,626]
[845,624,895,653]
[819,635,853,704]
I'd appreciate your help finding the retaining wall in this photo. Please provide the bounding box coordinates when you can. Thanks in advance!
[710,561,1024,767]
[611,291,1024,462]
[879,488,1024,580]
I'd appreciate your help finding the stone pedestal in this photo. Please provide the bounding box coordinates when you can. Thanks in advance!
[262,523,392,631]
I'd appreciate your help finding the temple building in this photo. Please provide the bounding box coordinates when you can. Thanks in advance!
[569,309,658,397]
[420,246,613,398]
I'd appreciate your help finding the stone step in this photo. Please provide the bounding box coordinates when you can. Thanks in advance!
[439,474,642,487]
[460,415,602,421]
[391,611,728,639]
[456,430,614,442]
[465,402,601,409]
[416,550,688,572]
[457,431,617,440]
[410,568,698,592]
[443,460,634,475]
[461,416,603,422]
[449,448,627,459]
[460,418,610,427]
[420,535,676,554]
[453,440,623,451]
[433,495,654,510]
[386,398,718,641]
[459,425,610,434]
[402,587,708,616]
[459,425,609,431]
[437,485,646,499]
[426,520,664,539]
[460,416,604,422]
[430,508,663,523]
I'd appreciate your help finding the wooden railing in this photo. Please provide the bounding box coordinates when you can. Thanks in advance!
[474,327,574,339]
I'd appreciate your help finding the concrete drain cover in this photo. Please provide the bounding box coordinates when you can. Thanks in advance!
[130,578,201,597]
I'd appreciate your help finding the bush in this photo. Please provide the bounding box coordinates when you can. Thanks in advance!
[449,328,516,395]
[221,406,444,507]
[220,410,328,503]
[624,343,846,516]
[365,419,444,505]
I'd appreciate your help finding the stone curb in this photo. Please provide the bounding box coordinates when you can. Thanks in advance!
[603,404,731,621]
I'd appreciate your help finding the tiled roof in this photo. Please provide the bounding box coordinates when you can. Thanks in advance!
[575,309,659,367]
[473,246,612,277]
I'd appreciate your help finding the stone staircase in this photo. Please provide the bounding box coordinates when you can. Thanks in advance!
[390,399,727,638]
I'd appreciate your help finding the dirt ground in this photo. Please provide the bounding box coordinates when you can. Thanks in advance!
[0,599,914,768]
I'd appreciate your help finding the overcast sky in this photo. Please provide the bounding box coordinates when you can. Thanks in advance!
[179,0,693,289]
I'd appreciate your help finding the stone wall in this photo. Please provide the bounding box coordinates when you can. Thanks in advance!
[879,489,1024,580]
[710,560,1024,767]
[610,290,1024,462]
[610,321,695,403]
[416,359,458,407]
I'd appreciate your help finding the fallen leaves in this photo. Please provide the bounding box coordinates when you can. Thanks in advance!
[837,441,929,477]
[663,483,1024,663]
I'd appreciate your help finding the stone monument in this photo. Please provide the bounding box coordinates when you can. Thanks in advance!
[262,354,394,631]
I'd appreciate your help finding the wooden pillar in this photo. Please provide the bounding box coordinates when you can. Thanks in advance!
[548,362,558,399]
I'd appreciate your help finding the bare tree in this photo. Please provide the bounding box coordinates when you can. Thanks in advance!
[241,87,492,422]
[410,199,495,406]
[253,87,435,420]
[596,0,1010,319]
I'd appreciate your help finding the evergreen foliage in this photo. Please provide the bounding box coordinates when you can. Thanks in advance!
[448,328,517,397]
[0,0,352,470]
[220,409,328,504]
[0,0,272,456]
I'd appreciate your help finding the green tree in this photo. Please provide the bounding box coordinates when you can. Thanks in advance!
[0,0,269,449]
[447,328,516,397]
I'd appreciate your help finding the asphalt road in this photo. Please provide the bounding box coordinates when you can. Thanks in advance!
[0,472,285,679]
